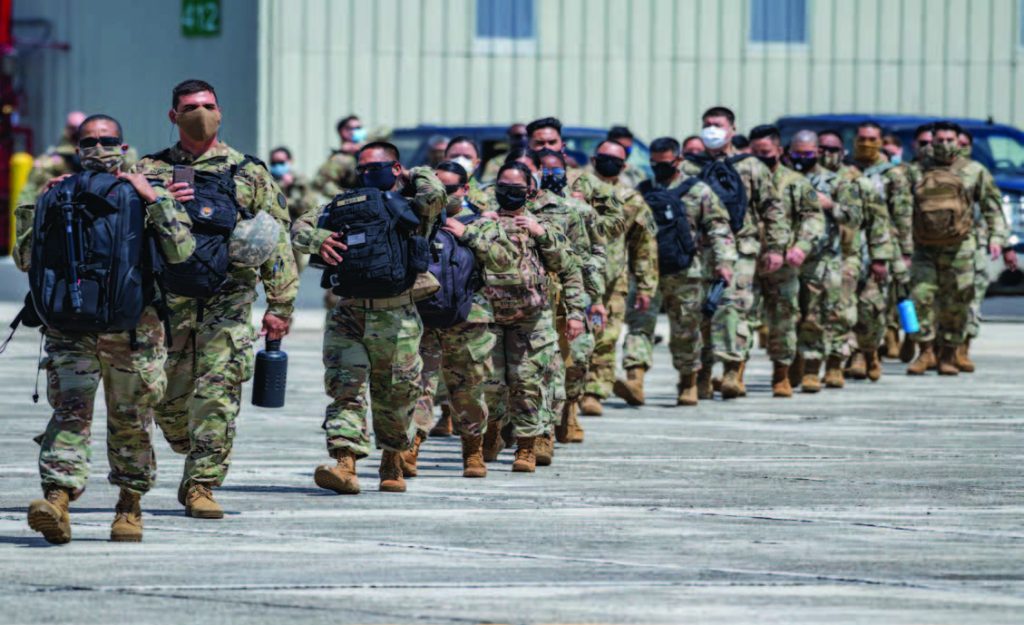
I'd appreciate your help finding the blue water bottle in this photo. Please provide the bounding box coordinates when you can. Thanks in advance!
[898,298,920,334]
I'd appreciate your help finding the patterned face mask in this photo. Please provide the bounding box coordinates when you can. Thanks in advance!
[79,143,125,172]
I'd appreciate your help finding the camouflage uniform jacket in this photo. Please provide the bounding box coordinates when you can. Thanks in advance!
[657,174,737,280]
[280,173,319,222]
[856,157,914,257]
[512,204,587,323]
[134,142,299,319]
[586,180,658,298]
[807,167,863,257]
[458,211,519,324]
[311,149,359,201]
[528,189,604,305]
[772,165,827,257]
[569,171,630,242]
[848,174,896,262]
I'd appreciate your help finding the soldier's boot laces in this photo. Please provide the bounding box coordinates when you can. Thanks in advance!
[461,435,487,478]
[400,431,425,478]
[676,372,699,406]
[512,437,537,473]
[899,335,917,363]
[185,483,223,519]
[483,421,504,462]
[771,361,793,398]
[823,355,845,388]
[430,405,454,437]
[28,488,72,545]
[579,394,603,417]
[566,401,585,443]
[534,431,554,467]
[884,328,901,359]
[955,340,975,373]
[314,450,361,495]
[789,354,804,389]
[110,488,143,543]
[865,350,883,382]
[720,361,743,400]
[938,345,960,376]
[846,351,868,379]
[378,450,407,493]
[698,367,715,400]
[612,367,646,406]
[801,359,822,393]
[907,342,936,375]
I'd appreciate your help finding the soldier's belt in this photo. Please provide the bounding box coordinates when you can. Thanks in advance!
[340,292,416,310]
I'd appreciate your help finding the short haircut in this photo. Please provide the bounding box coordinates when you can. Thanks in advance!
[357,141,400,161]
[702,106,736,125]
[172,79,217,110]
[958,128,974,144]
[882,134,902,147]
[682,134,703,146]
[914,123,935,138]
[526,116,562,137]
[790,130,819,146]
[649,136,681,156]
[731,134,750,149]
[607,125,634,141]
[749,124,781,143]
[269,146,292,160]
[435,160,469,185]
[818,129,843,142]
[535,148,567,166]
[336,115,360,134]
[504,147,541,168]
[933,120,962,134]
[857,120,883,133]
[78,114,123,141]
[496,161,534,186]
[595,139,628,156]
[445,135,479,157]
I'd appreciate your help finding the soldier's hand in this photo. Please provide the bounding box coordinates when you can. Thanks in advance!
[318,232,348,266]
[443,218,467,238]
[716,266,733,285]
[785,247,807,268]
[566,318,585,341]
[902,254,912,271]
[634,294,652,313]
[166,181,195,204]
[117,172,159,204]
[590,303,607,328]
[816,191,834,210]
[870,260,889,282]
[261,313,290,341]
[41,174,73,194]
[513,215,545,237]
[481,211,499,220]
[760,252,784,274]
[1004,249,1019,271]
[990,242,1003,261]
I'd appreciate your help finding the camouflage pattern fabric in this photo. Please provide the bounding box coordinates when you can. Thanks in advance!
[281,174,320,273]
[311,150,359,201]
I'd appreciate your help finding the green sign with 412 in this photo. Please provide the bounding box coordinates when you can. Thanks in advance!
[181,0,220,37]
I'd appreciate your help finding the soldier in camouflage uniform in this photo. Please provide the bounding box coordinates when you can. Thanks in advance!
[269,146,319,272]
[479,124,528,185]
[606,126,648,189]
[17,115,195,544]
[574,140,657,416]
[480,162,585,473]
[907,122,1011,376]
[749,125,826,398]
[310,114,368,201]
[898,124,935,362]
[682,107,789,400]
[16,111,85,207]
[134,80,298,519]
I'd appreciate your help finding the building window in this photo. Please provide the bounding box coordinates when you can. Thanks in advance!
[750,0,807,44]
[475,0,535,54]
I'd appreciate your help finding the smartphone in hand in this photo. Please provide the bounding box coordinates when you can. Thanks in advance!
[172,165,195,186]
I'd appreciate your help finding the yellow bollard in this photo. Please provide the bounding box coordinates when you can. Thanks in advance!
[9,152,33,256]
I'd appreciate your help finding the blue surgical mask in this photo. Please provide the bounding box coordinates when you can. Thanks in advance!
[351,127,368,143]
[269,162,290,180]
[889,154,902,165]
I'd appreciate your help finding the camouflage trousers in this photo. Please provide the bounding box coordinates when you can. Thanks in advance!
[759,265,800,365]
[911,238,977,346]
[483,308,557,438]
[622,277,661,371]
[411,321,495,438]
[156,291,255,488]
[652,273,703,374]
[853,265,893,352]
[831,254,861,357]
[967,245,990,339]
[703,244,759,366]
[584,274,628,399]
[549,313,594,426]
[322,302,422,458]
[39,306,166,495]
[886,255,913,336]
[798,253,844,361]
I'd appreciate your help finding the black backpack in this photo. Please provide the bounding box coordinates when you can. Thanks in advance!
[416,211,481,328]
[686,153,751,233]
[313,187,429,298]
[28,171,154,333]
[638,178,699,275]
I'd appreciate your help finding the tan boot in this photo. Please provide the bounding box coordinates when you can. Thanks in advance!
[757,327,768,349]
[565,402,585,443]
[866,350,883,382]
[612,367,646,406]
[185,483,223,519]
[789,354,804,389]
[907,342,936,375]
[579,394,603,416]
[429,405,454,437]
[824,354,845,388]
[400,431,425,478]
[676,372,699,406]
[483,421,504,462]
[720,361,743,399]
[772,361,793,398]
[938,345,960,376]
[534,431,554,467]
[110,488,143,542]
[697,367,715,400]
[846,351,867,379]
[314,450,361,494]
[737,360,748,396]
[555,403,570,444]
[379,450,407,492]
[461,434,487,478]
[899,336,916,363]
[955,340,975,373]
[512,437,537,473]
[884,328,900,359]
[801,359,822,393]
[27,488,72,545]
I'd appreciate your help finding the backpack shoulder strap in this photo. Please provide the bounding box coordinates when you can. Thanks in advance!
[672,176,701,200]
[144,148,175,164]
[727,154,753,166]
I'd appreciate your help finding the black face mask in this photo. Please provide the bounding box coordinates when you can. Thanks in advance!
[756,155,778,169]
[495,184,529,211]
[540,172,568,195]
[651,162,678,183]
[357,161,397,191]
[593,154,625,178]
[789,155,817,173]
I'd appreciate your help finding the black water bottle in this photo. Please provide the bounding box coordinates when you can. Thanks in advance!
[252,339,288,408]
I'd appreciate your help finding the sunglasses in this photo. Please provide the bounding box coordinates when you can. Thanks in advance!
[270,160,288,166]
[789,151,817,159]
[819,146,843,154]
[917,140,932,146]
[509,133,527,141]
[79,136,121,148]
[541,168,566,176]
[355,160,395,173]
[443,183,464,194]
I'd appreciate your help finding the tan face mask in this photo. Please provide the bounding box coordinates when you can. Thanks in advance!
[176,107,221,143]
[853,137,881,162]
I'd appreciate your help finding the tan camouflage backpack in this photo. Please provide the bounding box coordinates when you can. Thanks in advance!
[913,160,972,246]
[482,213,549,323]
